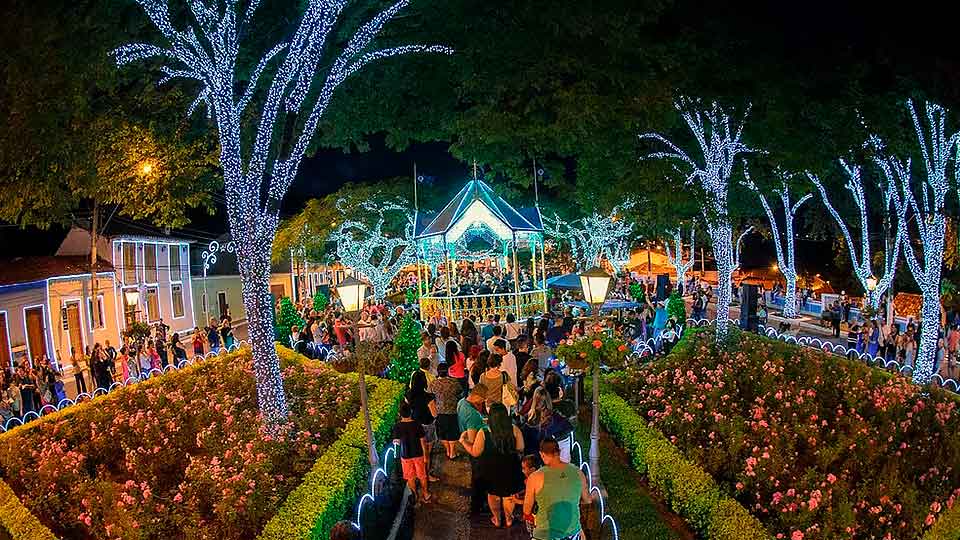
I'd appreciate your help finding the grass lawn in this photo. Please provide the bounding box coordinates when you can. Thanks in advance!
[575,421,691,540]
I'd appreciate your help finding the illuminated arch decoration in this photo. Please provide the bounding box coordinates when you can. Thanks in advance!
[414,178,547,321]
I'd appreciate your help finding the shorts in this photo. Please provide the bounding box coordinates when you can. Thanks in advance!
[401,456,428,484]
[422,422,438,444]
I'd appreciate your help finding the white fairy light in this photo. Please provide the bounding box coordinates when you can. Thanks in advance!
[742,166,811,318]
[114,0,452,427]
[640,97,757,340]
[879,99,959,384]
[732,225,755,273]
[329,198,416,302]
[545,202,635,271]
[807,156,903,310]
[664,226,695,290]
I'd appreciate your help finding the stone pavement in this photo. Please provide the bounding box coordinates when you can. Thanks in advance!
[413,448,527,540]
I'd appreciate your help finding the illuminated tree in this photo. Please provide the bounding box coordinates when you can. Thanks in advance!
[545,202,635,270]
[329,198,415,302]
[640,97,757,340]
[807,159,903,309]
[664,226,695,289]
[387,316,420,383]
[275,296,304,345]
[879,100,958,384]
[115,0,451,426]
[742,167,811,318]
[732,225,755,272]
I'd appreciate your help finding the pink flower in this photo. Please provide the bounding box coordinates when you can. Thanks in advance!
[173,492,183,503]
[826,473,837,484]
[791,531,804,540]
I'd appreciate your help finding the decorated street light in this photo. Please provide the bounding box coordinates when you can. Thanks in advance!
[865,274,878,316]
[335,276,378,468]
[579,266,612,484]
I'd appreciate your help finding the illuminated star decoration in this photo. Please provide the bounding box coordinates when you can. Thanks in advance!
[807,155,903,310]
[664,226,695,291]
[877,100,959,384]
[742,166,811,318]
[329,198,416,302]
[114,0,452,427]
[545,202,635,271]
[640,97,757,341]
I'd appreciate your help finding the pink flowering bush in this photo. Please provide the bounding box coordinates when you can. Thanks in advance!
[609,328,960,540]
[0,346,360,540]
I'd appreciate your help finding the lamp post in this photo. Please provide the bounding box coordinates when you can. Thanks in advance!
[865,275,878,314]
[579,266,612,485]
[336,275,379,469]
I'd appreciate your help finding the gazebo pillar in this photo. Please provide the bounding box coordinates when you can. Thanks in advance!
[540,237,548,312]
[512,233,522,319]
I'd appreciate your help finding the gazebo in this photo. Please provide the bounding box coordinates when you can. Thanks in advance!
[414,178,547,321]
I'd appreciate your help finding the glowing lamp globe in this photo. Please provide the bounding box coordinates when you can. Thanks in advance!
[579,266,612,308]
[866,275,878,292]
[336,276,368,314]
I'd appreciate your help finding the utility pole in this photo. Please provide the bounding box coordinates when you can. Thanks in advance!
[90,201,100,341]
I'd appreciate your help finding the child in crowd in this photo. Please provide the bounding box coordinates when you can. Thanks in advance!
[516,454,541,536]
[392,401,431,505]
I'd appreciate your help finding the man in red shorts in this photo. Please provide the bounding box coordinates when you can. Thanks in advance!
[392,401,431,504]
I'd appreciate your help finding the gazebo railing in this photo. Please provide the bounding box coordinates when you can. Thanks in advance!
[419,289,547,321]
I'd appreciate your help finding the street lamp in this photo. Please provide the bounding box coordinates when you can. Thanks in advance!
[579,266,612,485]
[335,275,378,468]
[865,275,878,313]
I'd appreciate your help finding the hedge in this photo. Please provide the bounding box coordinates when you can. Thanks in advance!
[598,390,771,540]
[256,373,405,540]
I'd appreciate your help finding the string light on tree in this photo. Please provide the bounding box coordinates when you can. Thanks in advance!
[807,156,903,310]
[545,202,635,271]
[640,97,757,341]
[732,226,755,272]
[664,226,695,290]
[742,166,811,318]
[329,198,415,302]
[877,99,958,385]
[114,0,451,428]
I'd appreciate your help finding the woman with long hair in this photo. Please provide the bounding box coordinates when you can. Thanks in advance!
[406,370,439,482]
[460,317,479,352]
[470,349,489,388]
[445,340,467,389]
[428,363,462,460]
[459,403,525,528]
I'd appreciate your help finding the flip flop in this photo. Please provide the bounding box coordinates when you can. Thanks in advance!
[490,516,501,528]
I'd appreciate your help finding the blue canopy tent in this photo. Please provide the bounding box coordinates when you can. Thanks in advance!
[546,272,582,290]
[561,299,641,313]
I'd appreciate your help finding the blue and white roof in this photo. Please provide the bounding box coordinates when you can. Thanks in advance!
[414,179,543,242]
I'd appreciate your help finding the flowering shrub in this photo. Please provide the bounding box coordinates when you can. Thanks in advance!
[554,331,629,371]
[609,328,960,540]
[0,346,361,540]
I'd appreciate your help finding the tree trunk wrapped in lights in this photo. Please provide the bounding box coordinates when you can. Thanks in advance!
[640,98,757,341]
[808,159,903,309]
[114,0,451,427]
[742,167,811,318]
[329,198,415,302]
[879,100,959,384]
[664,226,695,291]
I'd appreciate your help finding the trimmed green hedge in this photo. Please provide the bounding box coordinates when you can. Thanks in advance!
[0,480,57,540]
[599,390,771,540]
[257,375,405,540]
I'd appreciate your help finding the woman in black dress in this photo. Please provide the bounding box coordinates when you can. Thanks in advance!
[459,403,525,528]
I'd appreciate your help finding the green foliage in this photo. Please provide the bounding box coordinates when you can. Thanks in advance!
[275,297,305,344]
[122,321,152,343]
[554,332,630,371]
[629,282,646,303]
[0,480,58,540]
[0,0,219,229]
[386,316,420,383]
[666,291,686,323]
[257,377,405,540]
[312,290,329,312]
[598,390,770,540]
[404,287,419,305]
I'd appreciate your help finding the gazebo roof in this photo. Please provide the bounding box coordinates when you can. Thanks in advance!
[414,179,543,241]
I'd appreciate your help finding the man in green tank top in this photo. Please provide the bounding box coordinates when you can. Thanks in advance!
[523,437,591,540]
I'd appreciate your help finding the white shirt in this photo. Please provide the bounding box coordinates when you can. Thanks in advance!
[486,336,510,352]
[500,351,518,381]
[504,322,522,340]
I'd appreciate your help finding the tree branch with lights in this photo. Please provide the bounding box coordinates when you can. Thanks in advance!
[544,202,635,271]
[329,198,415,302]
[664,226,695,292]
[742,166,811,318]
[114,0,451,427]
[807,155,903,310]
[640,97,757,340]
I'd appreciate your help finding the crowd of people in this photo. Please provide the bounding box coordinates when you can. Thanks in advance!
[0,315,236,424]
[391,310,593,539]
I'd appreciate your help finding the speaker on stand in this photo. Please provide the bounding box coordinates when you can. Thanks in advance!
[739,283,760,332]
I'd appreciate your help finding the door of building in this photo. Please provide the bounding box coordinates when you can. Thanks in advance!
[217,292,229,320]
[0,313,10,368]
[270,284,285,300]
[24,306,47,363]
[65,302,84,355]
